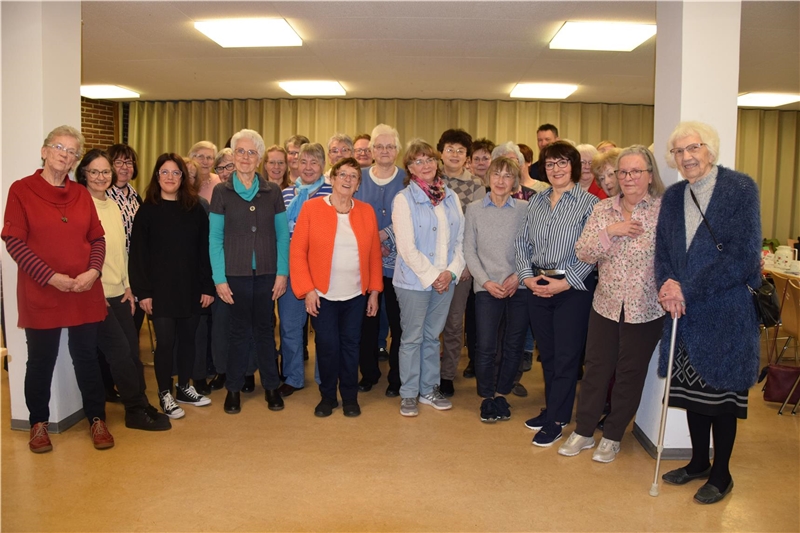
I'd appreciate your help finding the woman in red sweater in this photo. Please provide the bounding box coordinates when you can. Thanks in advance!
[2,125,114,453]
[290,158,383,417]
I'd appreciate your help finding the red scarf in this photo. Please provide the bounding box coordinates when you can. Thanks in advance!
[411,175,445,206]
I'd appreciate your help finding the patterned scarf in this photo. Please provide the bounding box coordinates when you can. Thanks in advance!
[286,175,324,225]
[411,175,446,206]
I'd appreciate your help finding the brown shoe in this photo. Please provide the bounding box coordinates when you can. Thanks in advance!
[29,422,53,453]
[90,418,115,450]
[278,383,302,397]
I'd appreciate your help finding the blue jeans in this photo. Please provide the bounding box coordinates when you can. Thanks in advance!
[226,274,280,392]
[474,290,529,398]
[396,287,454,398]
[277,277,308,389]
[311,295,366,403]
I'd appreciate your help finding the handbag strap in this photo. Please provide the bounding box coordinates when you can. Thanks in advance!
[689,189,723,252]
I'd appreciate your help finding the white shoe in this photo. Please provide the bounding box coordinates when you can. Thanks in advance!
[558,431,595,457]
[418,387,452,410]
[159,391,186,419]
[592,437,620,463]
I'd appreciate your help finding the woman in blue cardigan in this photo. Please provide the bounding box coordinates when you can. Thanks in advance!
[655,121,762,505]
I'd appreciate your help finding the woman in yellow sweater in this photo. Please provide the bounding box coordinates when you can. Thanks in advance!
[290,158,383,417]
[77,149,171,431]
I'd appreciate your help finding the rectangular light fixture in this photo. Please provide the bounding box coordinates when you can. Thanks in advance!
[195,18,302,48]
[550,21,656,52]
[279,81,346,96]
[738,92,800,108]
[80,85,140,99]
[510,83,578,100]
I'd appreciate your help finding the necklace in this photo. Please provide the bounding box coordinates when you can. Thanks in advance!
[332,199,352,214]
[56,203,68,223]
[621,201,635,214]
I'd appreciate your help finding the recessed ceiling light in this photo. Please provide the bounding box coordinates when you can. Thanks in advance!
[279,81,346,96]
[550,21,656,52]
[80,85,140,99]
[194,18,302,48]
[510,83,578,100]
[737,93,800,108]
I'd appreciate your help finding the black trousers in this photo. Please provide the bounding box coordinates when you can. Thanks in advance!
[96,295,148,411]
[25,323,105,425]
[152,315,199,393]
[358,275,401,389]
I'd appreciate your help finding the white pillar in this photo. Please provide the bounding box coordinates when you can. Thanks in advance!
[635,1,742,458]
[1,1,84,432]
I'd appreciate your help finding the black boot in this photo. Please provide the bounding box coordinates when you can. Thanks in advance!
[265,389,285,411]
[224,391,241,414]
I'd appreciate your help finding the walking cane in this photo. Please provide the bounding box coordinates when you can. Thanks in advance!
[650,315,679,497]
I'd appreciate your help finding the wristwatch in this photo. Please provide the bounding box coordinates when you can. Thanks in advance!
[450,271,456,281]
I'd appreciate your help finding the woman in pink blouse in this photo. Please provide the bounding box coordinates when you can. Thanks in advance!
[559,145,666,463]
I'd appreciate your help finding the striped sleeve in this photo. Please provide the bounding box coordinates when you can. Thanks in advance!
[3,236,56,286]
[88,237,106,273]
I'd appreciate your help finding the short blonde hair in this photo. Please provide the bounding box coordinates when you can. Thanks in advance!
[486,156,521,192]
[43,125,85,161]
[369,124,401,151]
[665,121,720,169]
[189,140,217,159]
[591,147,622,177]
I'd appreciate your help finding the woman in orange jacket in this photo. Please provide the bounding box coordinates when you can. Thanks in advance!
[290,158,383,418]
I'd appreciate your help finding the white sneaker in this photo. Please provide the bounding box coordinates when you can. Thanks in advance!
[400,397,419,417]
[418,387,452,410]
[159,391,185,419]
[558,431,595,457]
[592,437,620,463]
[175,384,211,406]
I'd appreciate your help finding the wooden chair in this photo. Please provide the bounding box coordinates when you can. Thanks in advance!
[771,272,798,363]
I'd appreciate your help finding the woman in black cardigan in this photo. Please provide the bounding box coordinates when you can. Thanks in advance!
[655,121,761,505]
[129,153,215,419]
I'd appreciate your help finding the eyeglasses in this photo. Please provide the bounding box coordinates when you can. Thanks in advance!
[580,159,593,167]
[329,147,352,156]
[444,147,466,156]
[544,159,570,170]
[215,163,235,173]
[669,143,706,157]
[373,144,396,152]
[159,169,183,178]
[472,156,491,163]
[47,143,81,159]
[490,171,515,181]
[85,169,113,178]
[287,151,300,157]
[354,148,372,155]
[616,168,651,180]
[113,159,134,168]
[234,148,259,159]
[336,172,360,181]
[193,154,214,162]
[412,157,437,166]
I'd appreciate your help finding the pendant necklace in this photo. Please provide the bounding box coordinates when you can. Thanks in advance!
[56,204,68,223]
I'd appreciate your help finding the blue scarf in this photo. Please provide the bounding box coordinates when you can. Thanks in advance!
[232,171,260,202]
[286,175,324,224]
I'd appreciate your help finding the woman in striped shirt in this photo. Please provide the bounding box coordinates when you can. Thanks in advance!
[514,140,599,447]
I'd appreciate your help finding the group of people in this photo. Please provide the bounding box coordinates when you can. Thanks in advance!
[4,119,762,506]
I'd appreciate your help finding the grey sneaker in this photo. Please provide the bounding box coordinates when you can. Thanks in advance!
[592,437,620,463]
[400,397,419,417]
[418,387,452,410]
[558,431,595,457]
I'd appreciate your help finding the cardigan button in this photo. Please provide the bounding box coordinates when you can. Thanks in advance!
[250,206,256,212]
[251,226,257,232]
[432,227,437,231]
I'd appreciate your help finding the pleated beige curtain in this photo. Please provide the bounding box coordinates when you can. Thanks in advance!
[128,98,799,239]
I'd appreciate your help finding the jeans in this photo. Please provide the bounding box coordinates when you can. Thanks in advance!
[96,295,147,410]
[25,323,105,425]
[396,287,454,398]
[277,277,308,389]
[474,290,528,398]
[359,276,401,389]
[153,315,200,393]
[527,274,596,424]
[575,308,665,441]
[211,298,257,376]
[226,274,280,392]
[311,295,366,403]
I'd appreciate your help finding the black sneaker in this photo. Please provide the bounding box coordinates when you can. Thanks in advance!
[532,421,564,447]
[377,348,389,361]
[480,398,498,423]
[314,398,339,417]
[462,360,475,378]
[493,396,511,421]
[385,385,400,398]
[125,406,172,431]
[342,401,361,417]
[439,378,455,397]
[524,409,567,430]
[175,384,211,406]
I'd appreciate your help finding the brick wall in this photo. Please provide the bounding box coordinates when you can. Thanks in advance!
[80,97,118,151]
